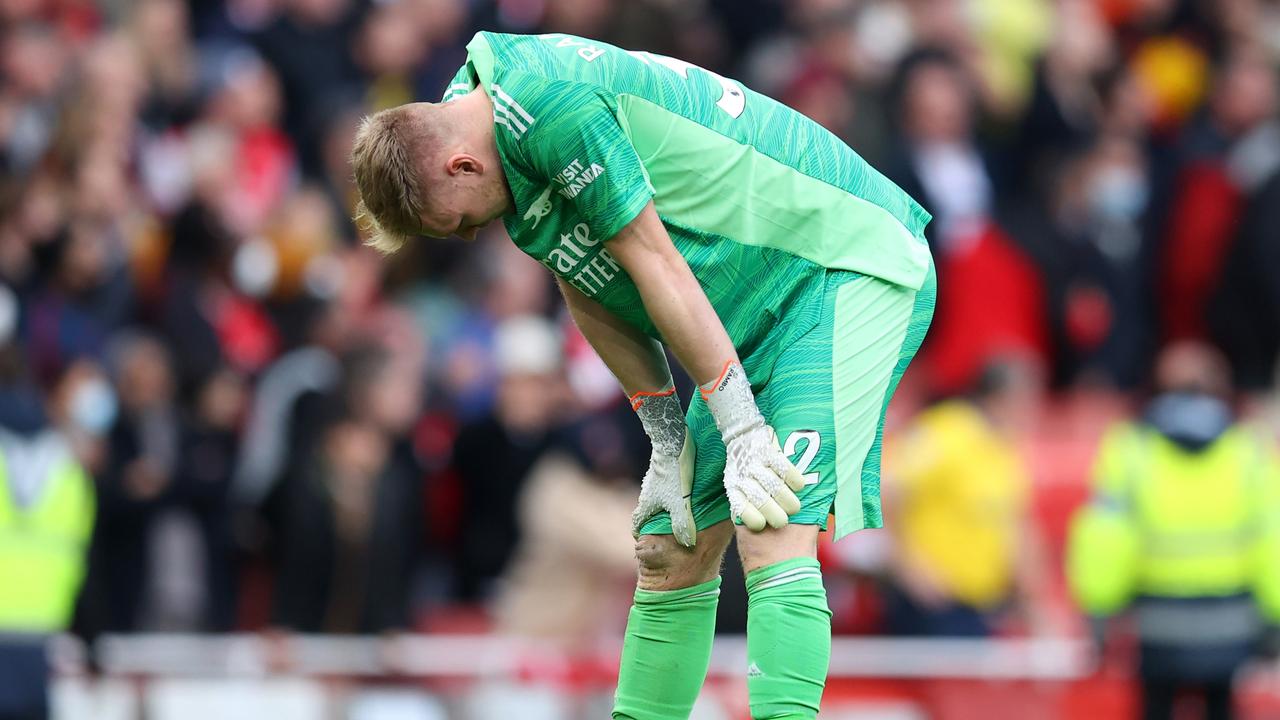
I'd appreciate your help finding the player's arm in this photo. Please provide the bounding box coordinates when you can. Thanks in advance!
[557,275,672,398]
[606,204,738,385]
[511,76,800,532]
[607,203,804,531]
[558,276,698,545]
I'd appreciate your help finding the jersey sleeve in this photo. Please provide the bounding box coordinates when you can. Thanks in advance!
[514,78,655,243]
[441,64,475,102]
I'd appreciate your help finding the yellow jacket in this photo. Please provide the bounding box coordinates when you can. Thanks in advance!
[1067,422,1280,623]
[0,431,95,633]
[888,401,1029,609]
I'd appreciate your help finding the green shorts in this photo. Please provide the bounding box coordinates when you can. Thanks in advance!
[639,261,936,540]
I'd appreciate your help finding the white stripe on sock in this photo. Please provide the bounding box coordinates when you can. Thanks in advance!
[753,574,822,593]
[752,570,823,592]
[752,566,819,588]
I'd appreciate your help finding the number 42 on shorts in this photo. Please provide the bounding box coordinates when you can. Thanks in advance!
[773,428,821,486]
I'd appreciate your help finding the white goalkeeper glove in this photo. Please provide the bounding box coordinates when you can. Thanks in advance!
[630,387,698,547]
[701,362,804,531]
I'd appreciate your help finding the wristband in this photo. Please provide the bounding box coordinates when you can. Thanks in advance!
[698,361,761,440]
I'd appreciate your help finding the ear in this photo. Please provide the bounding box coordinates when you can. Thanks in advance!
[444,153,482,177]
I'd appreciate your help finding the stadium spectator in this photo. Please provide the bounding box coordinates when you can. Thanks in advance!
[1209,161,1280,392]
[886,49,1049,393]
[0,0,1277,713]
[352,0,429,112]
[271,343,424,633]
[1044,131,1156,387]
[21,224,135,389]
[130,0,201,131]
[43,359,115,478]
[79,332,183,633]
[887,48,995,253]
[492,452,636,650]
[882,356,1054,636]
[451,315,569,602]
[251,0,361,178]
[233,298,346,508]
[1012,19,1160,389]
[196,45,295,237]
[1068,341,1280,720]
[1163,46,1279,348]
[0,22,68,175]
[1202,48,1280,390]
[0,360,94,720]
[1013,0,1117,206]
[169,366,245,632]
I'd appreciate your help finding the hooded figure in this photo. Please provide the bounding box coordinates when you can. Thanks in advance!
[1068,342,1280,720]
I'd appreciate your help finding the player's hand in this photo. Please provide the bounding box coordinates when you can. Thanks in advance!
[701,361,805,531]
[630,388,697,546]
[632,426,697,546]
[722,423,805,531]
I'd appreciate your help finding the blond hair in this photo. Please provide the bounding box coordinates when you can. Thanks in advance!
[349,105,433,255]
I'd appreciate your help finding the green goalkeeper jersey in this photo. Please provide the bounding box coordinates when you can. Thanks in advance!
[443,32,932,364]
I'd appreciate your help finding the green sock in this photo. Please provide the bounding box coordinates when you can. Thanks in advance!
[745,558,832,719]
[613,576,721,720]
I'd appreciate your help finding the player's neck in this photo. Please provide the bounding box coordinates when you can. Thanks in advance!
[455,89,516,216]
[454,88,499,148]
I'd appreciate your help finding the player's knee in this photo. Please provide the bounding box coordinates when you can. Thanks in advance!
[635,522,731,591]
[634,535,703,591]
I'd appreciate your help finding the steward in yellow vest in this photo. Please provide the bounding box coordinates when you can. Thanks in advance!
[1068,387,1280,720]
[0,426,95,720]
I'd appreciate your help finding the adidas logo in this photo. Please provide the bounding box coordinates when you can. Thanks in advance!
[747,662,764,678]
[490,83,536,139]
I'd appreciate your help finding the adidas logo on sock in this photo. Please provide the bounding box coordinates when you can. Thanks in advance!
[747,662,764,678]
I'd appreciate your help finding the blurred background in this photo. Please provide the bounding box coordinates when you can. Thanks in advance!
[3,0,1280,718]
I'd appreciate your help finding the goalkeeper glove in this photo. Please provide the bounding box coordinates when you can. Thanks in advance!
[630,387,698,547]
[701,361,804,531]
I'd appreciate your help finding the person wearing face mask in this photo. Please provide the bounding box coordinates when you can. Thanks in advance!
[1067,342,1280,720]
[1041,133,1154,389]
[0,355,97,720]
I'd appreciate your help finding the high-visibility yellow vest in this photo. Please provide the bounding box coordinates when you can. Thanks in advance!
[1067,423,1280,623]
[0,437,95,633]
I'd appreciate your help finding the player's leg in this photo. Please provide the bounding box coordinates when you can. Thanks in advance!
[735,263,936,719]
[735,523,830,720]
[617,404,737,720]
[733,307,838,720]
[613,522,733,720]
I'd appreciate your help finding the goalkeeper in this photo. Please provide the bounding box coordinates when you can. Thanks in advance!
[350,31,935,720]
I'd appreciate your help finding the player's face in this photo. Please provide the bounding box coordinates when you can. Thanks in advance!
[417,187,506,241]
[418,201,487,241]
[417,153,509,241]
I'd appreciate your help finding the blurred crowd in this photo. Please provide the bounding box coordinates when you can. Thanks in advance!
[3,0,1280,692]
